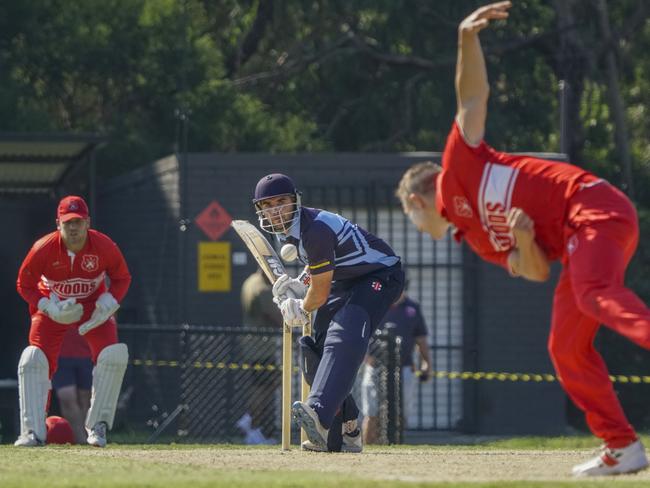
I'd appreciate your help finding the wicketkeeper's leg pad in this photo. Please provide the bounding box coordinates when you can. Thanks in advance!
[85,343,128,430]
[17,346,50,441]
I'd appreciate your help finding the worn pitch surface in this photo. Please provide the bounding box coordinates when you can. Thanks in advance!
[74,446,650,482]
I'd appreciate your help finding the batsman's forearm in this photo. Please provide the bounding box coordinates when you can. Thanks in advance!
[510,241,550,282]
[302,287,327,313]
[301,270,332,312]
[456,31,490,111]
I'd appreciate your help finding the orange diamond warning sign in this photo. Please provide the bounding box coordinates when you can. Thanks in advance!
[195,200,232,241]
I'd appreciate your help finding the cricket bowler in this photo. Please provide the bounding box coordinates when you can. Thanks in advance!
[397,1,650,476]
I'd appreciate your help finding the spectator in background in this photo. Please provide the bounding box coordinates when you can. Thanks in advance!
[241,268,284,329]
[51,326,93,444]
[236,268,283,445]
[361,289,431,444]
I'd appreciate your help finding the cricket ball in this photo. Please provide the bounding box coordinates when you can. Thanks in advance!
[280,243,298,262]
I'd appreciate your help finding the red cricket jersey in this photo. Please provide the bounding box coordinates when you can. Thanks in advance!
[17,229,131,313]
[436,121,601,268]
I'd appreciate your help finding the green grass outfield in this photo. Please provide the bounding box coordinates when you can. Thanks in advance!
[2,436,650,488]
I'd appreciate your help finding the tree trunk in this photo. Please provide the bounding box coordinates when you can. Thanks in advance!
[553,0,588,166]
[595,0,634,198]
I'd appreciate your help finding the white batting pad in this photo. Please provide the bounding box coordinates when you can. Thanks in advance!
[85,343,128,430]
[17,346,50,441]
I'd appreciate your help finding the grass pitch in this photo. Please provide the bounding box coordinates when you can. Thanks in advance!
[2,437,650,487]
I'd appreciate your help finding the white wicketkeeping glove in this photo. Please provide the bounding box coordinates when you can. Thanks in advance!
[279,297,309,327]
[38,294,83,324]
[272,274,308,304]
[78,292,120,336]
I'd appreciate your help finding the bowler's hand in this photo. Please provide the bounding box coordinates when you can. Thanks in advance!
[508,207,535,247]
[459,1,511,36]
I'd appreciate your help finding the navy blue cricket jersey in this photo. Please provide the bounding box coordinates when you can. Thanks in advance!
[282,207,399,281]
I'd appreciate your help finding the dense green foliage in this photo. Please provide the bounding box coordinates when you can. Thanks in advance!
[0,1,647,186]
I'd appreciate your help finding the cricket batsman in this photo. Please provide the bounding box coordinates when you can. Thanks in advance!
[397,1,650,476]
[15,195,131,447]
[253,173,404,452]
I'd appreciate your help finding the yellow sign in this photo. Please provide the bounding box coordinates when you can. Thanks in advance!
[198,242,231,292]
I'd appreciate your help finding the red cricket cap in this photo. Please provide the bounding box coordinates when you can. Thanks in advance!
[46,416,75,444]
[57,195,89,222]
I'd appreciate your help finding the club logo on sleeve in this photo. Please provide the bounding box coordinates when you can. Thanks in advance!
[81,254,99,272]
[453,196,473,218]
[371,280,383,292]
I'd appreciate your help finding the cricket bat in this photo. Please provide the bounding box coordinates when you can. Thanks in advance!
[231,219,294,450]
[231,219,286,284]
[231,218,312,449]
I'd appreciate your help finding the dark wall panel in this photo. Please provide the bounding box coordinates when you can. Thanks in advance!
[98,151,569,435]
[471,261,567,434]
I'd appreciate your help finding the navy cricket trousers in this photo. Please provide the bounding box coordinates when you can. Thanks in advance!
[308,264,404,428]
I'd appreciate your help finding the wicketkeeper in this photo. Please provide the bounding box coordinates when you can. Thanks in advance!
[253,173,404,452]
[397,2,650,476]
[15,195,131,447]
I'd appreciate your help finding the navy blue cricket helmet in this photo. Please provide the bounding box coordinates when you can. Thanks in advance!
[253,173,301,234]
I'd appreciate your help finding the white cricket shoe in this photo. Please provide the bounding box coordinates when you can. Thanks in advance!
[572,439,649,477]
[291,401,328,450]
[14,431,44,447]
[300,432,363,453]
[342,431,363,453]
[300,419,363,453]
[300,439,327,452]
[340,419,363,453]
[87,421,108,448]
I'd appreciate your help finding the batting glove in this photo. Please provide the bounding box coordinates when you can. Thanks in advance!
[279,297,309,327]
[38,294,83,324]
[78,292,120,336]
[272,274,308,303]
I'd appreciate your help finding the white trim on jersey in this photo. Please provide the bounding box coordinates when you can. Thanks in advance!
[42,272,106,300]
[478,162,519,252]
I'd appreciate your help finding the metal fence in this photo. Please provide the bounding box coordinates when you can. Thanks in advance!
[366,328,403,444]
[303,184,464,430]
[116,324,401,444]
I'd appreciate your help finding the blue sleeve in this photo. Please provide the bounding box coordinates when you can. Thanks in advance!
[302,221,336,275]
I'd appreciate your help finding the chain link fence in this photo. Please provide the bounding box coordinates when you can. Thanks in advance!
[116,324,401,444]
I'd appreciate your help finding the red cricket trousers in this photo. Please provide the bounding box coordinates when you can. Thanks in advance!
[28,306,118,378]
[548,181,650,448]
